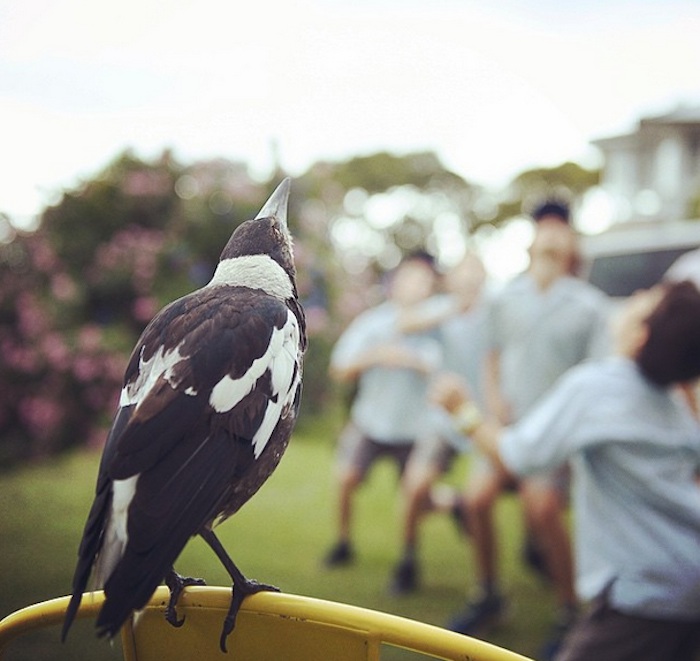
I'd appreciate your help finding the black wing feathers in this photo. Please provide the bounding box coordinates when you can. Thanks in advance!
[61,403,135,640]
[112,289,288,479]
[97,426,244,637]
[109,392,202,480]
[66,286,299,638]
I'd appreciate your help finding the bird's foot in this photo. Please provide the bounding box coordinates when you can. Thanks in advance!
[164,569,207,628]
[219,579,280,652]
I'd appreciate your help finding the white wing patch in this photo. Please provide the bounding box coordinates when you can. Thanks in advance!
[251,313,301,458]
[209,310,301,458]
[209,324,286,413]
[92,475,139,588]
[119,342,195,408]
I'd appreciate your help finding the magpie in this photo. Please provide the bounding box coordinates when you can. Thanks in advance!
[61,178,306,652]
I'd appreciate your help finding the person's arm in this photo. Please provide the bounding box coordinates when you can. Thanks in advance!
[330,343,437,383]
[397,298,458,334]
[430,372,511,476]
[432,365,591,477]
[483,348,511,424]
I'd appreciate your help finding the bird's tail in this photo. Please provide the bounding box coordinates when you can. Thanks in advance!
[61,487,111,641]
[95,544,184,638]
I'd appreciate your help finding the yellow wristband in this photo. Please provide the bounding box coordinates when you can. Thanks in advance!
[454,402,483,436]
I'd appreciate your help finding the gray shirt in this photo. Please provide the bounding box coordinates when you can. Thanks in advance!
[487,273,610,419]
[422,294,489,450]
[501,357,700,620]
[440,297,488,404]
[330,302,442,443]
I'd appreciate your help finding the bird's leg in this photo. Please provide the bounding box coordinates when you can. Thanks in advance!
[164,567,207,627]
[200,529,280,653]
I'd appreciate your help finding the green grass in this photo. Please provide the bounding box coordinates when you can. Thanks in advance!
[0,417,556,660]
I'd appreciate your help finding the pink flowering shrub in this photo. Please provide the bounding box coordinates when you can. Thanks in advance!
[0,234,127,465]
[0,152,335,467]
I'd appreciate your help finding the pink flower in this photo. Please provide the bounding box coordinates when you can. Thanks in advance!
[50,273,78,301]
[132,296,157,322]
[78,325,102,351]
[18,395,64,440]
[42,333,70,370]
[16,292,48,337]
[72,355,100,383]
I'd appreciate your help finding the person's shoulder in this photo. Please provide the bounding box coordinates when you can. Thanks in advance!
[563,356,636,394]
[342,301,396,333]
[566,275,605,296]
[562,276,609,306]
[491,273,529,301]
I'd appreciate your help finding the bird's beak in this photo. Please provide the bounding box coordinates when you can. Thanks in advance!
[255,178,291,228]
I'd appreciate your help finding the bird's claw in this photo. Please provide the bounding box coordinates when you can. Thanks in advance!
[219,580,280,653]
[164,571,207,628]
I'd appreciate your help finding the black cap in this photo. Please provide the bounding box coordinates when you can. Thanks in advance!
[531,200,570,224]
[404,249,438,272]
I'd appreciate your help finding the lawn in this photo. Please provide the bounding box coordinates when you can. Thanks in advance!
[0,415,557,660]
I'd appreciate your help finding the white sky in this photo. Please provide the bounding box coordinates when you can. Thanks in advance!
[1,0,699,227]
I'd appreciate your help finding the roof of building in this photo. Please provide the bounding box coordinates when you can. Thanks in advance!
[591,104,700,149]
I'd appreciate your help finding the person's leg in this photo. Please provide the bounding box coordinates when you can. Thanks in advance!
[391,437,460,595]
[389,455,440,594]
[519,476,577,660]
[372,440,419,590]
[465,463,505,594]
[447,461,509,634]
[324,424,374,566]
[337,467,362,542]
[401,459,439,547]
[399,437,456,551]
[520,477,576,609]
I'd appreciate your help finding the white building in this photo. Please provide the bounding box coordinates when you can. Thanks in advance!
[592,106,700,223]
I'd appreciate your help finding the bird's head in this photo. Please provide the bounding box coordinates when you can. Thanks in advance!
[220,178,294,271]
[209,178,298,299]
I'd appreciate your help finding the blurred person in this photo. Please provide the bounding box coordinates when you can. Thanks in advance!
[452,202,611,658]
[323,252,443,571]
[432,280,700,661]
[390,252,490,594]
[664,248,700,417]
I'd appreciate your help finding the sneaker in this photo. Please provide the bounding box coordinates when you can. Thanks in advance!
[389,557,419,595]
[447,592,507,635]
[323,540,354,567]
[538,607,578,661]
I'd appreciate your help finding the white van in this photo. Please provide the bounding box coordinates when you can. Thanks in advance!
[580,219,700,297]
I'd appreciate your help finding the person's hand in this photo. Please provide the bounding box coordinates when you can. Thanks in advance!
[430,373,471,414]
[373,344,439,374]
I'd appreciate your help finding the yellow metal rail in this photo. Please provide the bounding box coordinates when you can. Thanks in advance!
[0,587,532,661]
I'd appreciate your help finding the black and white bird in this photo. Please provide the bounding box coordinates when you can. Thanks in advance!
[61,178,306,652]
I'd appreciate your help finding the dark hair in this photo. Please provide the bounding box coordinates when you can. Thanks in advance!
[531,200,570,224]
[403,249,438,272]
[637,281,700,386]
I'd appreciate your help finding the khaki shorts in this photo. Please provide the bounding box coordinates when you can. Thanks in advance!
[408,433,457,474]
[335,422,414,481]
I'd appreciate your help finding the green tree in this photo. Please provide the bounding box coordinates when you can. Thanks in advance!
[487,161,600,227]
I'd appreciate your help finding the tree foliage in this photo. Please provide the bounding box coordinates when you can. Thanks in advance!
[487,161,601,227]
[0,153,287,467]
[0,148,600,468]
